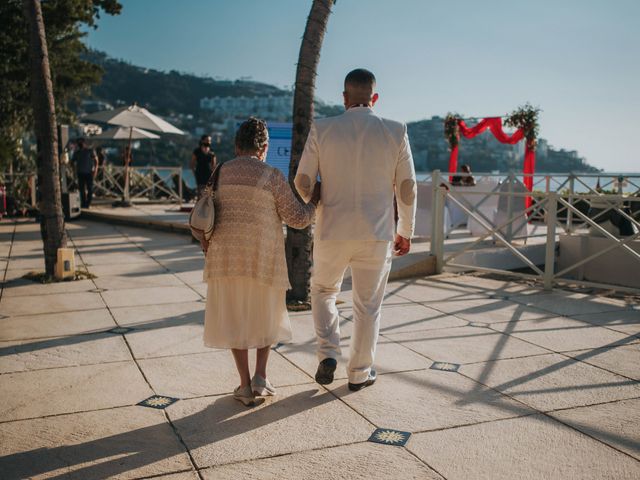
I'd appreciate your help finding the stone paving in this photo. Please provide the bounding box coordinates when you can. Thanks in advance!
[0,219,639,479]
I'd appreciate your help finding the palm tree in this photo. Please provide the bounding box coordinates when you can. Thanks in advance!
[286,0,334,303]
[23,0,67,276]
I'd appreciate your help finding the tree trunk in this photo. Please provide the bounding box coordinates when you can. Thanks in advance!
[23,0,67,276]
[286,0,334,303]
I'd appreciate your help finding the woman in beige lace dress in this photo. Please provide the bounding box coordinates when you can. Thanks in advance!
[202,117,319,406]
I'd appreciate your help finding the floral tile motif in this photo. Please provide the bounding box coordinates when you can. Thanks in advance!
[108,326,134,334]
[430,361,460,372]
[368,428,411,446]
[138,395,179,409]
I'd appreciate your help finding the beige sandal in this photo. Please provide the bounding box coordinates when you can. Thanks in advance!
[251,375,276,396]
[233,385,259,407]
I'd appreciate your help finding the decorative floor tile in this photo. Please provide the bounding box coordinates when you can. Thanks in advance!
[368,428,411,446]
[138,395,179,409]
[108,326,134,334]
[430,361,460,372]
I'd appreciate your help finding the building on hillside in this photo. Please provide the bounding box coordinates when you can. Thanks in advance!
[199,94,293,121]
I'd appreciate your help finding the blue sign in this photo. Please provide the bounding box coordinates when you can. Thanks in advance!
[266,122,292,178]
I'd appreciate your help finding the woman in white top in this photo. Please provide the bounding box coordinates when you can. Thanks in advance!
[202,117,319,406]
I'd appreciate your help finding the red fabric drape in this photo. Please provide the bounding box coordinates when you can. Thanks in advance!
[448,145,459,182]
[448,116,535,206]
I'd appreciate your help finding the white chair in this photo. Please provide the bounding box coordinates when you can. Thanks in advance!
[495,179,530,241]
[414,182,451,238]
[448,179,500,237]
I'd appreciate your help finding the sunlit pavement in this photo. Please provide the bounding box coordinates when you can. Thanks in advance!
[1,218,639,479]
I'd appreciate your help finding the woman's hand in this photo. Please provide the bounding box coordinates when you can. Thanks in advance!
[310,181,321,206]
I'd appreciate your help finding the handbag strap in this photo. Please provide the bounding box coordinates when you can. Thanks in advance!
[206,163,222,190]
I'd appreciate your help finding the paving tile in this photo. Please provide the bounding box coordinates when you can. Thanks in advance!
[377,303,469,334]
[279,315,431,380]
[0,333,131,373]
[407,413,640,480]
[110,301,204,328]
[491,317,635,352]
[329,369,533,432]
[101,285,201,308]
[571,310,640,337]
[550,398,640,460]
[0,291,105,316]
[93,273,183,290]
[386,326,548,364]
[150,472,200,480]
[564,345,640,380]
[0,309,116,341]
[6,256,50,270]
[1,278,96,297]
[139,350,311,398]
[168,384,374,468]
[0,361,153,421]
[85,262,168,277]
[0,406,192,480]
[202,442,443,479]
[125,324,213,359]
[389,278,488,303]
[461,353,640,411]
[81,251,156,266]
[510,290,633,316]
[424,297,553,324]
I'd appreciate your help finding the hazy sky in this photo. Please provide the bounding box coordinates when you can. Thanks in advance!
[86,0,640,172]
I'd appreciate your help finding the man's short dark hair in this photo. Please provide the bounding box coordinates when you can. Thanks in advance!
[344,68,376,89]
[77,138,85,147]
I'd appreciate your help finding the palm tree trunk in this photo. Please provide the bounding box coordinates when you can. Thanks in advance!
[23,0,67,276]
[286,0,334,303]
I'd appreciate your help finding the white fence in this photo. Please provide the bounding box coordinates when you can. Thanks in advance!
[93,165,183,205]
[424,170,640,293]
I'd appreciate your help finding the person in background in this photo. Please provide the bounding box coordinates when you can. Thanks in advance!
[122,145,133,167]
[95,146,107,181]
[191,134,217,199]
[72,138,98,208]
[460,164,476,186]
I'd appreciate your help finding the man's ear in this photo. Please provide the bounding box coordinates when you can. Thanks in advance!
[371,93,379,106]
[343,91,349,108]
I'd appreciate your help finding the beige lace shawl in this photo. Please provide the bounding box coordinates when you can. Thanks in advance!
[203,156,315,289]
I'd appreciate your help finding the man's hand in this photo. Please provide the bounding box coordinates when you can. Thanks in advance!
[310,181,321,205]
[393,234,411,256]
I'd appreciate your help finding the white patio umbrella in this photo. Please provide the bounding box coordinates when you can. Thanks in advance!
[84,104,184,135]
[83,104,184,206]
[90,126,160,140]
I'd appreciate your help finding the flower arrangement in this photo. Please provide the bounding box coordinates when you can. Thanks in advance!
[504,103,541,150]
[444,112,462,150]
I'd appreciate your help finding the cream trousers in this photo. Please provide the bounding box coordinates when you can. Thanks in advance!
[311,240,392,384]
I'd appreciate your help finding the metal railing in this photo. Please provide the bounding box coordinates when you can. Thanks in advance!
[93,165,183,205]
[427,170,640,293]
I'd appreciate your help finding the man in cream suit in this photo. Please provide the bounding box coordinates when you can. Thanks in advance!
[295,68,417,391]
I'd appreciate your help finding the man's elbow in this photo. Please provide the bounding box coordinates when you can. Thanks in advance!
[294,173,313,201]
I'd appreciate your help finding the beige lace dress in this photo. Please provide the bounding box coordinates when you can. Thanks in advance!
[203,156,316,349]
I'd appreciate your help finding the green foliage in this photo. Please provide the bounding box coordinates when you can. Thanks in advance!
[504,103,541,149]
[444,112,461,149]
[0,0,121,169]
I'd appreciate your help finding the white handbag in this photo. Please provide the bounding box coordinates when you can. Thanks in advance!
[189,165,221,243]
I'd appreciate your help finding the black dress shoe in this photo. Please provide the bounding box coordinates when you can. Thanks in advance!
[348,369,377,391]
[315,358,337,385]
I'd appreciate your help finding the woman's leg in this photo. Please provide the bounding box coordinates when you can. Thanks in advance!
[255,345,271,379]
[231,349,251,388]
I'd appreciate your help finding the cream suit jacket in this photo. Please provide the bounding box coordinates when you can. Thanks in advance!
[294,106,417,241]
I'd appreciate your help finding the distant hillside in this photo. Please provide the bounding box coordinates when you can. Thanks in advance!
[80,52,598,173]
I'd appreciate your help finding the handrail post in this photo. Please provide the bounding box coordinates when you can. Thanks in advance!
[178,167,183,207]
[433,185,446,274]
[506,172,514,242]
[430,169,440,256]
[567,174,575,233]
[544,192,558,290]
